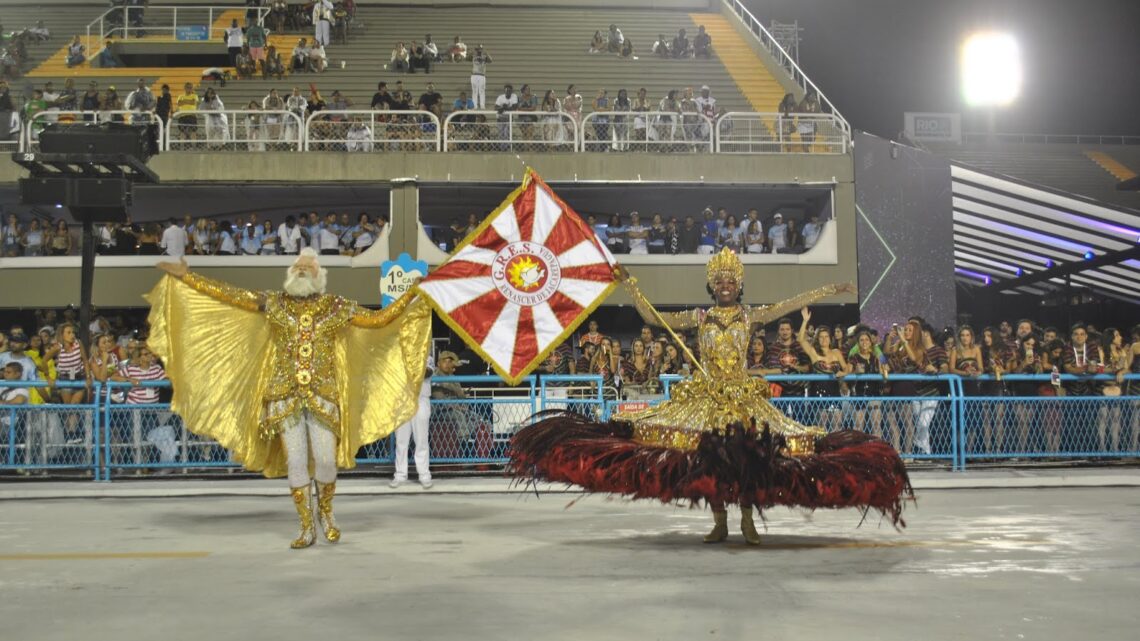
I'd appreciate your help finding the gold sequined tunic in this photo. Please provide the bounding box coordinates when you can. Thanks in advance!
[145,273,432,478]
[618,284,843,452]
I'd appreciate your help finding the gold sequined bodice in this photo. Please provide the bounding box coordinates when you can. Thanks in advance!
[698,306,751,381]
[261,292,354,435]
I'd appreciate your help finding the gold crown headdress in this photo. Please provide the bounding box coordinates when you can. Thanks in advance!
[705,247,743,285]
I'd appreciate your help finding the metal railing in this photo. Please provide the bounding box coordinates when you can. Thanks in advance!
[165,109,302,151]
[9,111,851,156]
[716,112,848,154]
[581,111,713,153]
[961,132,1140,146]
[304,110,441,152]
[443,110,580,152]
[25,110,164,151]
[10,373,1131,478]
[85,4,271,52]
[721,0,849,136]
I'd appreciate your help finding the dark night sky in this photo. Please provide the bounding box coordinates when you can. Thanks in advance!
[742,0,1140,138]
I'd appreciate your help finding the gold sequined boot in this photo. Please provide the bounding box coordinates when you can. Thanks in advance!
[740,506,761,546]
[290,485,316,549]
[703,510,728,543]
[315,480,341,543]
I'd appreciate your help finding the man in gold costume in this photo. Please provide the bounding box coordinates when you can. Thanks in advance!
[149,249,431,548]
[510,248,911,545]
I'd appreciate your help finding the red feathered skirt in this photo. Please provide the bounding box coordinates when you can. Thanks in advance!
[508,411,913,526]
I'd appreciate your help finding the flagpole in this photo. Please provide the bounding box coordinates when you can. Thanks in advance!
[620,274,709,378]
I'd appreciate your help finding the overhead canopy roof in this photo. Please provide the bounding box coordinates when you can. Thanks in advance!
[951,163,1140,303]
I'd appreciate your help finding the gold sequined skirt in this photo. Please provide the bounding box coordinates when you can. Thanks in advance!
[617,375,825,453]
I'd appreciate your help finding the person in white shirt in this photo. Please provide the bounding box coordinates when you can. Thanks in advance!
[423,34,439,62]
[388,353,435,489]
[224,19,245,67]
[468,45,493,109]
[802,214,823,250]
[318,212,341,255]
[625,211,649,255]
[278,216,304,255]
[216,222,238,255]
[285,86,308,141]
[448,36,467,62]
[767,213,787,253]
[313,0,333,47]
[346,118,373,152]
[160,218,189,257]
[494,83,518,145]
[694,85,718,138]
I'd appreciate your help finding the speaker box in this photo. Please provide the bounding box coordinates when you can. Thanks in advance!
[38,121,152,159]
[20,177,132,222]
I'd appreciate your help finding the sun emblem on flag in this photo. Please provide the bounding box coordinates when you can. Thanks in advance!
[507,255,546,291]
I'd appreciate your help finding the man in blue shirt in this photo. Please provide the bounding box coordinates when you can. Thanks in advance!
[698,207,717,254]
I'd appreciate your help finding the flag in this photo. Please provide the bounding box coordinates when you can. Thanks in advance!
[416,170,618,384]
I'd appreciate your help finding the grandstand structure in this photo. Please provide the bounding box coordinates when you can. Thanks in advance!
[0,0,860,312]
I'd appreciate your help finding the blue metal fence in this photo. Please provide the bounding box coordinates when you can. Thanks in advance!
[2,374,1137,479]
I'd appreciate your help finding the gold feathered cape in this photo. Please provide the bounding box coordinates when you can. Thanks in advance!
[145,275,432,478]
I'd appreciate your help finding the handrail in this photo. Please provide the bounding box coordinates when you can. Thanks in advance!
[86,4,272,52]
[25,110,163,151]
[303,109,441,152]
[166,109,303,152]
[721,0,849,135]
[581,110,713,152]
[960,132,1140,146]
[442,110,581,152]
[715,111,849,154]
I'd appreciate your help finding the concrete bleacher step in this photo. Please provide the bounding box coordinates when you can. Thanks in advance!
[10,5,793,120]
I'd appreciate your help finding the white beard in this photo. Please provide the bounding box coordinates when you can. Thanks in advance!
[283,268,328,297]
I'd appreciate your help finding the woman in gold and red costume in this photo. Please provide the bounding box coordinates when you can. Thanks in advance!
[149,250,431,549]
[508,248,911,544]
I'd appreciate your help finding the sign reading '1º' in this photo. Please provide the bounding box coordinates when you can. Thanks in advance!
[380,253,428,308]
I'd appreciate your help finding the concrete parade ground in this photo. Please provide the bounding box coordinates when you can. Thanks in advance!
[1,471,1139,641]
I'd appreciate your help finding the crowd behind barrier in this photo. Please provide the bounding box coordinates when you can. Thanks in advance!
[7,109,850,154]
[3,373,1138,480]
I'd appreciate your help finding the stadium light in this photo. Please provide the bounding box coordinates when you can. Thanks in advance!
[960,32,1022,107]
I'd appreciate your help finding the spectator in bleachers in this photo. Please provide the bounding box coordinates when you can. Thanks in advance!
[291,38,310,73]
[452,89,474,116]
[803,214,823,250]
[0,81,14,139]
[125,78,156,125]
[345,117,373,152]
[652,34,671,58]
[588,31,605,54]
[647,213,667,254]
[718,214,743,252]
[23,88,47,139]
[417,81,443,120]
[285,86,307,139]
[269,0,288,33]
[66,35,86,68]
[239,222,261,255]
[262,88,285,140]
[494,83,518,143]
[0,48,18,81]
[744,218,765,254]
[423,35,440,63]
[467,45,492,109]
[318,212,340,255]
[767,212,787,254]
[607,24,624,54]
[199,87,227,146]
[224,19,244,68]
[562,84,583,130]
[797,92,820,152]
[160,218,188,258]
[784,217,803,253]
[264,45,284,80]
[2,214,20,257]
[672,28,690,59]
[605,213,626,254]
[172,83,199,144]
[621,38,634,58]
[22,219,44,256]
[101,85,124,122]
[313,0,333,47]
[592,88,609,144]
[625,211,648,255]
[154,84,171,129]
[693,25,712,58]
[390,41,410,72]
[26,20,50,42]
[309,42,328,72]
[136,223,161,255]
[696,207,716,254]
[47,219,72,256]
[259,220,278,255]
[448,36,467,63]
[278,215,302,255]
[409,40,431,74]
[0,363,30,416]
[352,212,377,255]
[676,215,700,253]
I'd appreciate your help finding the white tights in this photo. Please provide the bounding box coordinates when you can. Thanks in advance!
[281,410,338,487]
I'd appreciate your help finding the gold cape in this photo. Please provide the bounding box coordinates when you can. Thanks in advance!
[145,275,432,478]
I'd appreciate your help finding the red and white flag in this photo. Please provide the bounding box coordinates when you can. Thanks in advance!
[417,170,618,384]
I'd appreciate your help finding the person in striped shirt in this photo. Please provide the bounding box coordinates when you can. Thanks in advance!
[112,345,174,467]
